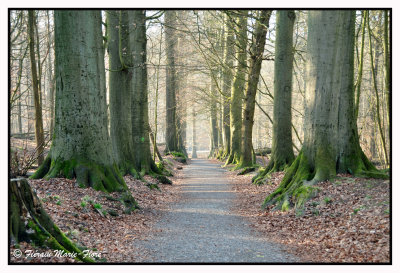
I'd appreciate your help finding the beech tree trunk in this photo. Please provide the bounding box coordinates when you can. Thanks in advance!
[31,10,127,193]
[253,10,295,183]
[209,77,219,157]
[108,11,137,176]
[130,10,158,174]
[263,10,387,211]
[239,10,272,168]
[165,10,179,153]
[192,106,198,159]
[221,13,235,158]
[226,11,248,165]
[28,10,45,165]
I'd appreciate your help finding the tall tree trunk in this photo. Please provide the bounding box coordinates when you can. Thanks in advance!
[383,10,390,149]
[253,10,295,183]
[226,11,248,165]
[164,10,179,153]
[28,10,45,165]
[263,10,387,212]
[221,13,235,158]
[367,11,389,167]
[209,77,219,157]
[239,10,272,168]
[46,10,55,137]
[17,60,23,134]
[192,106,198,159]
[153,25,163,161]
[355,10,367,120]
[31,10,128,193]
[107,10,136,176]
[130,10,158,174]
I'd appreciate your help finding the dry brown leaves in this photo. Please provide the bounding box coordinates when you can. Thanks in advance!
[227,166,390,263]
[9,158,186,264]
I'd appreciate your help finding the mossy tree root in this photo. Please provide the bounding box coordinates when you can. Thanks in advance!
[353,150,389,179]
[10,178,95,263]
[224,152,241,167]
[252,157,293,184]
[263,149,389,212]
[149,162,173,185]
[261,151,317,211]
[30,155,128,193]
[237,166,256,175]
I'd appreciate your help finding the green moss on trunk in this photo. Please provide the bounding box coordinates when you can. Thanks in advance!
[31,156,127,193]
[10,179,95,263]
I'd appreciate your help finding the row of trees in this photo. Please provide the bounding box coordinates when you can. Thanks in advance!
[28,10,175,190]
[197,10,390,210]
[9,9,390,207]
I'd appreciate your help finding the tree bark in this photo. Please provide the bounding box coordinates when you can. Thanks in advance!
[31,10,127,193]
[221,13,235,158]
[191,106,198,158]
[209,77,219,157]
[130,10,158,174]
[165,10,179,153]
[28,10,45,165]
[9,179,94,263]
[226,11,248,165]
[46,11,55,137]
[253,10,295,183]
[239,10,272,168]
[108,10,137,176]
[263,10,387,212]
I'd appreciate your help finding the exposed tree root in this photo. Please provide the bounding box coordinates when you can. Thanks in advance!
[262,150,316,212]
[10,178,95,263]
[224,151,241,167]
[252,156,293,185]
[30,155,140,214]
[237,166,256,175]
[263,149,389,212]
[31,156,127,193]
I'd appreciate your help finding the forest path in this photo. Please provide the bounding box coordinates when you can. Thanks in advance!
[135,159,298,263]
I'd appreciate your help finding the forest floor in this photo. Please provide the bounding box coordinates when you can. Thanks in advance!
[222,159,390,263]
[9,155,186,263]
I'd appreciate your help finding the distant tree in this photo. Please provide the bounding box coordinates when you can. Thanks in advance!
[27,10,45,165]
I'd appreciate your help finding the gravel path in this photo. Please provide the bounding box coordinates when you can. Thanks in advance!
[135,159,298,263]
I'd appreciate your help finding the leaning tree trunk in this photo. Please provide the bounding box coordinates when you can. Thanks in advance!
[238,10,272,168]
[253,10,295,183]
[226,11,248,165]
[221,13,235,158]
[31,10,127,193]
[263,10,387,212]
[10,179,94,263]
[28,10,45,165]
[108,10,137,177]
[164,10,179,153]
